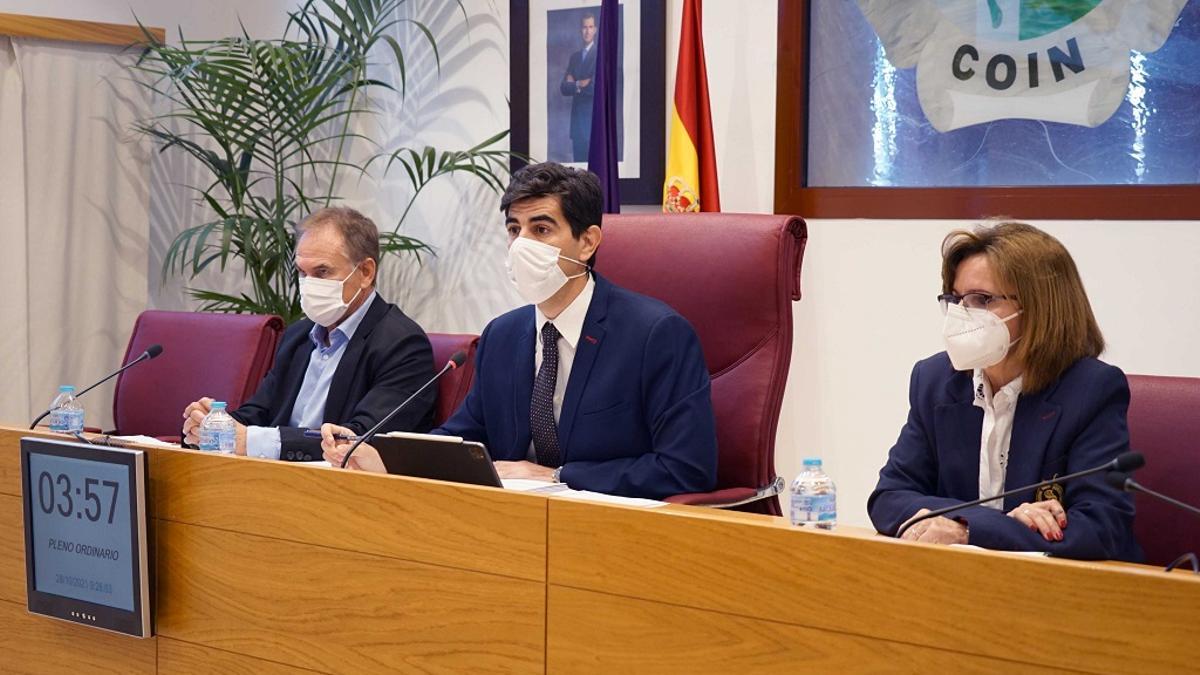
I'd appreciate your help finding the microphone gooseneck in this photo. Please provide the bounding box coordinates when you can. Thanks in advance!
[894,451,1145,539]
[29,345,165,429]
[1106,470,1200,519]
[339,351,468,468]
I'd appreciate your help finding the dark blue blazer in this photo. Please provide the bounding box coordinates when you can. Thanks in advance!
[230,295,436,461]
[559,45,597,142]
[868,352,1141,561]
[436,274,718,499]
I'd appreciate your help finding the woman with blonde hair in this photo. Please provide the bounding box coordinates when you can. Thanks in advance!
[869,222,1140,561]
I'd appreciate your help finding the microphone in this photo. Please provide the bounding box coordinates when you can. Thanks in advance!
[1106,471,1200,519]
[29,344,164,429]
[339,350,467,468]
[895,451,1145,538]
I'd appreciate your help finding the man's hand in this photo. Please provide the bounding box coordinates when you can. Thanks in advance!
[182,397,247,454]
[320,423,386,473]
[494,460,555,481]
[566,74,576,83]
[577,78,591,89]
[181,398,213,446]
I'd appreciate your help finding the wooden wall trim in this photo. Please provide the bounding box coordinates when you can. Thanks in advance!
[0,12,164,47]
[773,1,1200,221]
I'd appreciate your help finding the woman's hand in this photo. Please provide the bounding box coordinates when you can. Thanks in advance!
[320,423,387,473]
[900,508,968,545]
[1007,499,1067,541]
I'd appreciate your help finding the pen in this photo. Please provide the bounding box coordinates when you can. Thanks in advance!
[302,429,363,441]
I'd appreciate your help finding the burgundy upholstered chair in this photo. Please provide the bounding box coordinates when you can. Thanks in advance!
[1125,374,1200,567]
[596,213,807,515]
[110,310,284,438]
[427,333,480,427]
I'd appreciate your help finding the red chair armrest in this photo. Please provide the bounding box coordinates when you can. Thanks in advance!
[665,477,786,510]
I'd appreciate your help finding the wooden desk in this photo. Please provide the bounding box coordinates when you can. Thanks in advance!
[3,424,1198,673]
[547,499,1200,674]
[0,426,546,674]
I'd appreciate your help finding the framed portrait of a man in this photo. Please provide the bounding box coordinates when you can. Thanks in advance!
[511,0,665,203]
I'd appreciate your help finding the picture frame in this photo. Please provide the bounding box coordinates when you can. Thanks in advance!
[510,0,666,204]
[775,0,1200,219]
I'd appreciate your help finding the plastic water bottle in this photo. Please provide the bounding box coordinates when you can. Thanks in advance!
[790,457,837,529]
[47,385,85,434]
[198,401,236,453]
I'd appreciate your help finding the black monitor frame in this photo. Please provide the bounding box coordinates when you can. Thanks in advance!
[20,437,151,638]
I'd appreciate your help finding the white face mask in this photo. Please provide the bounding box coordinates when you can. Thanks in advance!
[505,237,588,305]
[299,263,362,326]
[942,303,1022,370]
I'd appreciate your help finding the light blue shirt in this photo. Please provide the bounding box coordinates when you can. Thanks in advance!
[245,291,377,460]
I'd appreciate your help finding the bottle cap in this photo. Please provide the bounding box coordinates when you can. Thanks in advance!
[211,401,227,410]
[59,385,75,393]
[803,457,822,467]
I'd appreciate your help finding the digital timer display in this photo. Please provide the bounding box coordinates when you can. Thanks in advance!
[27,452,135,611]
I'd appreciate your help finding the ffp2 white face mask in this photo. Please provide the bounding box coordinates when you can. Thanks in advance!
[505,237,588,305]
[942,302,1022,370]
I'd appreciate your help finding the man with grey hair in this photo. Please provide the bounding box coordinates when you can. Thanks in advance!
[181,206,436,461]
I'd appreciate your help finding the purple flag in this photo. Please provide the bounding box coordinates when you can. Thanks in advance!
[587,0,620,212]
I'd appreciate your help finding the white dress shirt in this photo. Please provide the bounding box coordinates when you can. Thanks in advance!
[973,369,1024,509]
[525,275,595,462]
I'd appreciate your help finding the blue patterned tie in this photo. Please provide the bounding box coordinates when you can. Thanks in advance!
[531,322,562,467]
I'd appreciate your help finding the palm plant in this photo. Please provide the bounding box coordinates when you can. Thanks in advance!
[132,0,515,322]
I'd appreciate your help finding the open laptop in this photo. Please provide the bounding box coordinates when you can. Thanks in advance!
[371,432,502,488]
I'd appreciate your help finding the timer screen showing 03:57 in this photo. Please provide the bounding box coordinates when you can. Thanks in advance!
[27,452,133,611]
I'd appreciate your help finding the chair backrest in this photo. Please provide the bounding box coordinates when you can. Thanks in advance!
[427,332,480,427]
[112,310,284,437]
[595,213,807,507]
[1126,374,1200,567]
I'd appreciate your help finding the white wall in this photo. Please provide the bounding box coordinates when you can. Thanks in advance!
[0,1,292,40]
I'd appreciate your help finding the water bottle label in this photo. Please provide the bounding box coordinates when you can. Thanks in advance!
[48,408,84,433]
[198,428,218,451]
[48,409,67,432]
[813,494,837,523]
[217,428,235,453]
[200,425,236,453]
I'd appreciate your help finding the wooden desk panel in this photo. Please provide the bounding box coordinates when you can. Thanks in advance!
[155,520,544,674]
[158,638,325,675]
[0,493,27,603]
[547,586,1064,674]
[0,598,156,674]
[148,447,547,582]
[0,427,60,498]
[547,499,1200,673]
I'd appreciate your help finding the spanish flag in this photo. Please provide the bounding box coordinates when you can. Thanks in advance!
[663,0,719,213]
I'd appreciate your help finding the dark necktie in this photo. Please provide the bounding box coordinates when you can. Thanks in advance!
[531,322,562,467]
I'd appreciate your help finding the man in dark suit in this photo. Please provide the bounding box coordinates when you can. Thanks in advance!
[181,207,436,461]
[559,12,597,162]
[323,163,718,499]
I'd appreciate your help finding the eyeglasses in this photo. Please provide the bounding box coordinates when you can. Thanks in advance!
[937,292,1019,311]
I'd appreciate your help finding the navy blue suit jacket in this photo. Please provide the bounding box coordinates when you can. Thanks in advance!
[230,295,436,461]
[559,45,597,142]
[436,274,718,499]
[868,353,1141,561]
